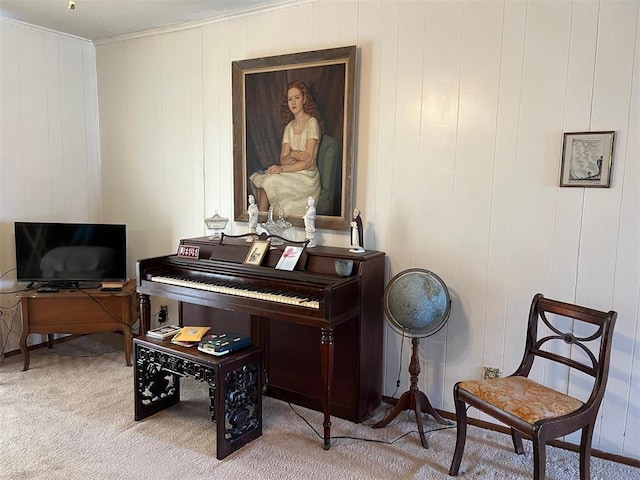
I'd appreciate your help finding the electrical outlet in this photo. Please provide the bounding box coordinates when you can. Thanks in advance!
[158,305,168,323]
[483,366,501,380]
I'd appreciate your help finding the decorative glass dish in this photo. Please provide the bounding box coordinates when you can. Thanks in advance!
[204,211,229,240]
[261,204,291,245]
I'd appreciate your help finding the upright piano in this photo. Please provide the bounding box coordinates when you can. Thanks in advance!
[136,234,385,449]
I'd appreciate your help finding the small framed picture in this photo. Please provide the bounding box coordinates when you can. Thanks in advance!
[560,131,614,187]
[275,246,304,271]
[244,240,270,266]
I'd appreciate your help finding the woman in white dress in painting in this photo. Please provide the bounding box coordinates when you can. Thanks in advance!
[250,80,321,216]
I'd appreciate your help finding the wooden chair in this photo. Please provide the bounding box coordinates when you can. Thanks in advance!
[448,293,617,480]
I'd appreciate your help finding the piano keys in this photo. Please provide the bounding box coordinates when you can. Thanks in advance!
[149,273,322,309]
[136,235,385,449]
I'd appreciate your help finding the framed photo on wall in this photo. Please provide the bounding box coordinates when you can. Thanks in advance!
[232,46,357,231]
[560,131,615,188]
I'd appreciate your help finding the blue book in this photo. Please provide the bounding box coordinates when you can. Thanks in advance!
[197,332,251,356]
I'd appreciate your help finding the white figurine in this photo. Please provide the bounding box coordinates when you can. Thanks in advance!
[349,208,365,253]
[247,194,259,241]
[303,196,317,247]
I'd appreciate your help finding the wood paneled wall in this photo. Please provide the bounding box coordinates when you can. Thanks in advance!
[0,20,100,355]
[2,0,639,460]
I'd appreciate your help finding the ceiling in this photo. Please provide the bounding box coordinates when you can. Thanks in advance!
[0,0,296,42]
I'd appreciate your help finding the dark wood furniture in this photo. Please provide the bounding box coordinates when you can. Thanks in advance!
[133,337,262,460]
[136,234,385,449]
[17,280,138,370]
[449,294,617,480]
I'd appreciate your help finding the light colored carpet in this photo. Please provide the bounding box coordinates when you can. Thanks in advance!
[1,333,638,480]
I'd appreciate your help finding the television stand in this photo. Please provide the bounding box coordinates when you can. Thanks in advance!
[17,280,138,370]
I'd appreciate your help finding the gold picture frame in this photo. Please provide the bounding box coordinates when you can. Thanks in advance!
[232,46,357,231]
[560,131,615,188]
[243,240,270,266]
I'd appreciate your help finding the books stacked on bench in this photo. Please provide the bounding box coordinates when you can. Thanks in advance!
[146,324,182,340]
[198,333,251,356]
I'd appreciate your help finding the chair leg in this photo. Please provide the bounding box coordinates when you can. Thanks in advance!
[511,428,525,454]
[532,437,546,480]
[579,423,595,480]
[448,396,468,476]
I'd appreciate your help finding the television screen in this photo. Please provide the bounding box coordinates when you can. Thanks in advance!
[15,222,127,285]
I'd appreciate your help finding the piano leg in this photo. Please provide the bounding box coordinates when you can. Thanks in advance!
[321,327,335,450]
[139,293,151,334]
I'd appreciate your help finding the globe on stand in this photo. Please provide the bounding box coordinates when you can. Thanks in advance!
[372,268,452,449]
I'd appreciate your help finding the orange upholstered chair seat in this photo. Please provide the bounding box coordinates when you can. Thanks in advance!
[457,377,584,425]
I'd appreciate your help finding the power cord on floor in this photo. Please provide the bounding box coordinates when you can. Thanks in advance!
[268,387,456,446]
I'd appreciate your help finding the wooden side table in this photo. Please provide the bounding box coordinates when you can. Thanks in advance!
[17,280,138,370]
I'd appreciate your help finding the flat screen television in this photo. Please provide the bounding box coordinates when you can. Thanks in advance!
[15,222,127,287]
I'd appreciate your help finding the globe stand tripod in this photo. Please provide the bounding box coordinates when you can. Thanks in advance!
[372,337,450,449]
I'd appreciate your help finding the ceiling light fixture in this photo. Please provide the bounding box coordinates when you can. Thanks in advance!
[68,1,75,10]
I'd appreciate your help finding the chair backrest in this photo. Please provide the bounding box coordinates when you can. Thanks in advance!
[514,293,617,407]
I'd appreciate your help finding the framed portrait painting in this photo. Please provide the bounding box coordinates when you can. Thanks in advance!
[232,46,357,231]
[560,131,615,188]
